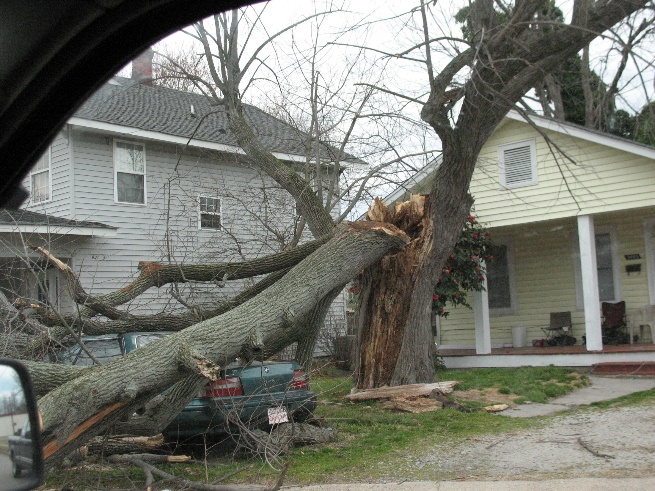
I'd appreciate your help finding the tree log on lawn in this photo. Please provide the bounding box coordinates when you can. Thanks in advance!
[37,222,408,467]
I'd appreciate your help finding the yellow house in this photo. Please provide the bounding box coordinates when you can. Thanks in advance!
[387,111,655,368]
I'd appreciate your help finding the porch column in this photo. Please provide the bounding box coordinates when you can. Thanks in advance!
[472,272,491,354]
[578,215,603,351]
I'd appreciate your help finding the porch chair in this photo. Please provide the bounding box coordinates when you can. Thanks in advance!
[542,311,576,346]
[601,301,629,345]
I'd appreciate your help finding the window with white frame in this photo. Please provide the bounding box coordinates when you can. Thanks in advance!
[114,140,146,204]
[30,148,51,203]
[198,196,222,230]
[595,232,616,301]
[498,139,538,189]
[486,243,516,313]
[574,226,621,307]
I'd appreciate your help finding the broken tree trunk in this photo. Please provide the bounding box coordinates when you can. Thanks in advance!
[355,196,437,389]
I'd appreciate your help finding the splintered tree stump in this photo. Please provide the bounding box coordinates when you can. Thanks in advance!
[355,196,437,389]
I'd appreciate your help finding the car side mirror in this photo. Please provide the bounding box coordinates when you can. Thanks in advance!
[0,359,44,490]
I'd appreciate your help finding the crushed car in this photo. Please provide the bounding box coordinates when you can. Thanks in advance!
[56,332,316,439]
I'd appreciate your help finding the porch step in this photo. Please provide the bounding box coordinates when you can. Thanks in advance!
[590,362,655,376]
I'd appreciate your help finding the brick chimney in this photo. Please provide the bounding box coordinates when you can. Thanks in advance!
[131,48,154,86]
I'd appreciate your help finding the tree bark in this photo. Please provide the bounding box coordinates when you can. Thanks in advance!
[294,288,341,371]
[355,196,437,388]
[545,74,565,120]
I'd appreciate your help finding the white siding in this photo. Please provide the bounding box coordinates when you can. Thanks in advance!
[471,120,655,228]
[439,208,655,347]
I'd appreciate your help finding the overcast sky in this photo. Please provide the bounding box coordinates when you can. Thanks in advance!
[153,0,652,115]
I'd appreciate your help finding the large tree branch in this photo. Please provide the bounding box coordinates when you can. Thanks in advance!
[193,9,337,238]
[112,374,207,436]
[21,360,90,398]
[22,268,292,361]
[31,245,131,320]
[57,235,330,317]
[226,114,335,237]
[35,222,409,464]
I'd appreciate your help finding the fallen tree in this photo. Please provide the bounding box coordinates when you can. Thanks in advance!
[30,222,408,467]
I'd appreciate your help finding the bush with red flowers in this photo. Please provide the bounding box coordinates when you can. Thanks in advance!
[433,214,493,318]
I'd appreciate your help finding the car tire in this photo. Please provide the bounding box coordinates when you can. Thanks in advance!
[11,454,21,478]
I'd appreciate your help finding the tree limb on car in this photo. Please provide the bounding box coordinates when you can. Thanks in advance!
[36,223,408,466]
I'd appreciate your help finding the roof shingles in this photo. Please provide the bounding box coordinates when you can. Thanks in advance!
[0,209,114,229]
[75,77,348,161]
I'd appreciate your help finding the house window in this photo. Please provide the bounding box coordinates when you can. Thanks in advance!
[574,226,621,307]
[596,232,616,301]
[486,243,516,313]
[498,139,537,189]
[114,140,146,204]
[199,196,222,229]
[30,148,51,203]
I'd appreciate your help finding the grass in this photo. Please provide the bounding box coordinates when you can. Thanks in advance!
[42,365,600,488]
[443,365,589,404]
[589,386,655,409]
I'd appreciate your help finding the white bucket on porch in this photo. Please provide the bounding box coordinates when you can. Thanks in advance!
[512,326,527,348]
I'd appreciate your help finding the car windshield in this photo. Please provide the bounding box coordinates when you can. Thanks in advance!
[70,339,123,366]
[135,334,169,348]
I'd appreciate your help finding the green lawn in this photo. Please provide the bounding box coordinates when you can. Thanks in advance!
[43,365,610,488]
[443,365,589,404]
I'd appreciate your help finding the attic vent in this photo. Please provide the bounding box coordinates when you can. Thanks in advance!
[190,104,196,117]
[498,139,537,189]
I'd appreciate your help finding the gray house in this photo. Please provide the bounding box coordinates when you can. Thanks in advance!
[0,59,348,350]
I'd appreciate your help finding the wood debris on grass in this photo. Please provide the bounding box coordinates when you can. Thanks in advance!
[344,381,458,401]
[483,404,509,413]
[380,397,444,414]
[345,381,460,414]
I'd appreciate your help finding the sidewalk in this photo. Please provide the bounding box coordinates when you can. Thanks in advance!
[283,477,655,490]
[501,375,655,417]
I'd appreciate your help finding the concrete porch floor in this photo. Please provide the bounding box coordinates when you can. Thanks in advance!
[437,342,655,369]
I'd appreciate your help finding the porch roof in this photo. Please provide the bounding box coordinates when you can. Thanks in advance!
[0,209,116,237]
